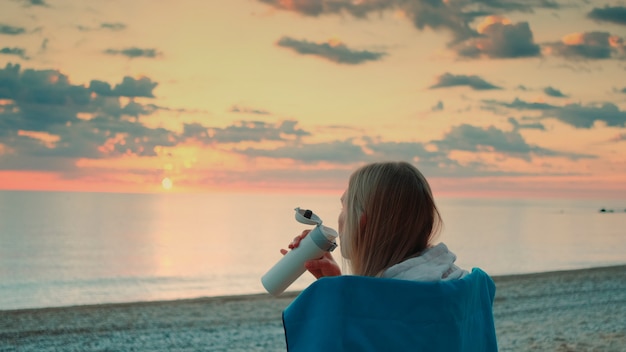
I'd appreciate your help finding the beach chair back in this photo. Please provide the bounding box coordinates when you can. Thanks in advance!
[283,268,498,352]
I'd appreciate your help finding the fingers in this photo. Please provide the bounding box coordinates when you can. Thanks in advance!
[282,229,314,257]
[288,229,311,249]
[304,255,341,278]
[304,260,322,271]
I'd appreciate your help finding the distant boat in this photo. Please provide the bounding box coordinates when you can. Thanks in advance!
[598,208,626,213]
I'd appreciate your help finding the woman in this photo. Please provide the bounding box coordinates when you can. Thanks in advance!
[283,161,467,282]
[281,161,497,351]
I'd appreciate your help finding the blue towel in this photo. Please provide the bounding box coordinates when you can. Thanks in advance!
[283,268,497,351]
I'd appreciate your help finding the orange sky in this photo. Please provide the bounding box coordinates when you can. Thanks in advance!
[1,0,625,198]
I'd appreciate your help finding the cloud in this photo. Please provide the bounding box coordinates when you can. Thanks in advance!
[401,1,476,43]
[259,0,559,44]
[235,124,593,176]
[101,22,127,31]
[431,101,444,111]
[435,124,532,156]
[543,86,567,98]
[0,64,177,165]
[1,47,29,60]
[366,139,448,165]
[267,0,478,40]
[0,64,90,109]
[1,64,318,173]
[0,60,607,182]
[468,0,561,12]
[543,102,626,129]
[276,36,385,64]
[103,47,161,59]
[89,76,158,98]
[230,105,271,115]
[117,101,159,117]
[434,123,593,161]
[258,0,397,17]
[485,98,626,129]
[24,0,48,6]
[237,137,455,170]
[587,6,626,26]
[0,24,26,36]
[455,16,541,59]
[507,117,546,131]
[78,22,127,32]
[239,139,369,163]
[182,120,310,144]
[430,73,501,90]
[483,97,556,110]
[544,31,626,60]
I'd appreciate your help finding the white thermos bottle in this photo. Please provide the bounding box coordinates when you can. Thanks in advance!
[261,207,338,296]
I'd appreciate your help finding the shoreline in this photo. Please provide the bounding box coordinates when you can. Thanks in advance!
[3,263,624,314]
[2,264,626,351]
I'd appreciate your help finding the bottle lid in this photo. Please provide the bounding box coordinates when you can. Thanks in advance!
[294,207,323,226]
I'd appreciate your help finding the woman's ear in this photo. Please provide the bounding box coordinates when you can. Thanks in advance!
[359,213,367,232]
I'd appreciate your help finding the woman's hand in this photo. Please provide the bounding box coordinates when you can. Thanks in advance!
[281,230,342,279]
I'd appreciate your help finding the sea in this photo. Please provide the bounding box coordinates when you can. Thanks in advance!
[1,190,625,311]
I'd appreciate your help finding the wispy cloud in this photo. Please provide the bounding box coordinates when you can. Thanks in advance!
[433,124,593,161]
[0,47,28,60]
[183,120,310,144]
[23,0,48,7]
[508,117,546,131]
[236,122,592,175]
[239,139,368,163]
[103,47,161,59]
[485,97,626,129]
[276,36,385,64]
[543,86,568,98]
[238,138,459,173]
[230,105,271,115]
[483,98,556,110]
[431,101,444,112]
[40,38,48,51]
[430,73,501,90]
[78,22,127,32]
[101,22,126,31]
[0,24,27,36]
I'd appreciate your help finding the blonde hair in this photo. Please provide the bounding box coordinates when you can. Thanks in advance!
[343,161,442,276]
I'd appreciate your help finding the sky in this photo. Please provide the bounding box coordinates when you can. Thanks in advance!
[1,0,625,198]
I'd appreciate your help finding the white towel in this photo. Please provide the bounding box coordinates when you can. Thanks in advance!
[382,242,468,281]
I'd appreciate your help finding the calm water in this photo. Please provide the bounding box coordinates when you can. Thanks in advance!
[1,190,625,310]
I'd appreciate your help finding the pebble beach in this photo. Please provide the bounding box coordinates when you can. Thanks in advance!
[2,265,625,351]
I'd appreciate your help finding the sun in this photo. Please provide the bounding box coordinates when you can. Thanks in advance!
[161,177,173,191]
